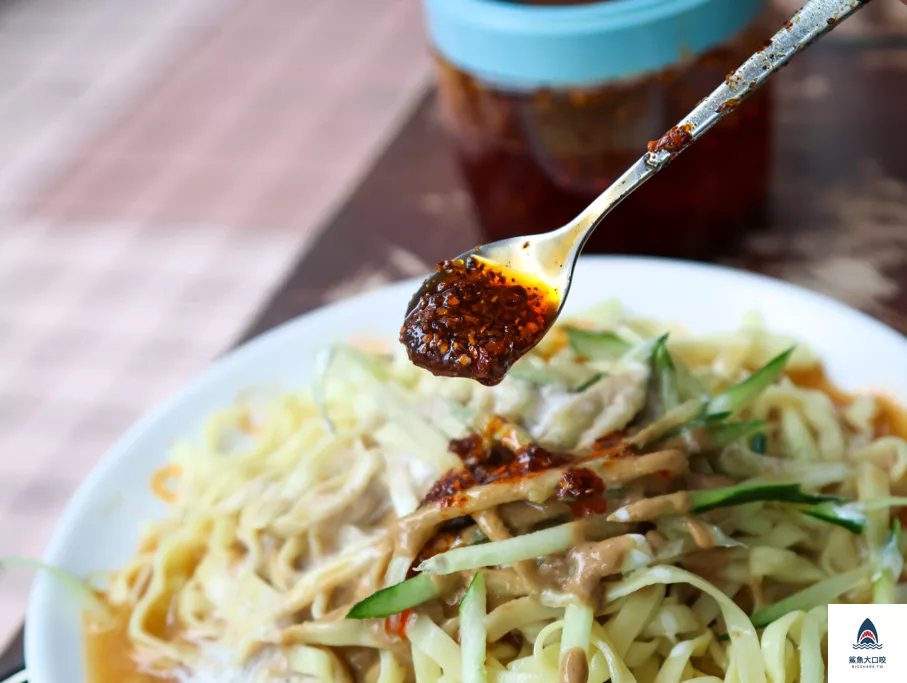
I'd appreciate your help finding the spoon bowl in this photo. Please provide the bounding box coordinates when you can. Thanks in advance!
[403,225,581,319]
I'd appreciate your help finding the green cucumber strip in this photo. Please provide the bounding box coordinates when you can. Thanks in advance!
[339,347,454,467]
[312,346,337,434]
[750,432,768,455]
[346,574,441,619]
[508,356,557,386]
[708,420,767,447]
[707,347,794,417]
[750,566,870,629]
[702,411,731,424]
[559,602,594,668]
[418,523,577,575]
[874,518,903,604]
[855,496,907,512]
[690,482,843,514]
[802,498,907,536]
[566,328,630,360]
[509,356,603,392]
[801,503,867,535]
[575,372,605,393]
[674,355,708,403]
[653,338,680,412]
[1,557,111,625]
[460,573,488,683]
[622,332,671,366]
[657,410,731,443]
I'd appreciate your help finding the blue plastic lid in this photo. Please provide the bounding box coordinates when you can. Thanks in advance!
[424,0,764,89]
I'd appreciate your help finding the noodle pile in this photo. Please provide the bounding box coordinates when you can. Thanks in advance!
[94,302,907,683]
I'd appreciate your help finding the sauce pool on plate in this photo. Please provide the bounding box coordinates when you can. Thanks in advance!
[84,604,176,683]
[788,366,907,442]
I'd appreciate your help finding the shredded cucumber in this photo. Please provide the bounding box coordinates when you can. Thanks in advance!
[560,602,594,670]
[460,574,488,683]
[418,523,578,575]
[707,347,794,417]
[312,346,337,434]
[337,347,457,469]
[347,574,442,619]
[856,496,907,512]
[657,409,729,444]
[653,337,680,413]
[690,482,842,514]
[673,354,708,403]
[707,419,767,447]
[799,493,907,534]
[566,328,630,361]
[750,432,768,454]
[575,372,605,393]
[750,566,870,628]
[801,503,867,535]
[1,557,111,625]
[508,355,558,386]
[781,407,819,461]
[630,398,706,448]
[510,353,608,393]
[621,332,670,366]
[873,519,903,604]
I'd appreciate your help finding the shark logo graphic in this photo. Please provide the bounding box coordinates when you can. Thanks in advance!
[854,618,883,650]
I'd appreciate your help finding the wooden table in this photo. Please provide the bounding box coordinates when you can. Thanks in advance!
[3,27,907,681]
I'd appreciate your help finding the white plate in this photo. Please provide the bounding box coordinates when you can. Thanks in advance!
[24,256,907,682]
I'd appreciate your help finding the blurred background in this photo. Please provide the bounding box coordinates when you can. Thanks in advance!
[1,0,907,658]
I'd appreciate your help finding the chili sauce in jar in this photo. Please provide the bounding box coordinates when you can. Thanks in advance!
[424,0,778,258]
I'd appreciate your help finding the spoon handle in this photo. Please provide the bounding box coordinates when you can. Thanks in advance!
[564,0,875,245]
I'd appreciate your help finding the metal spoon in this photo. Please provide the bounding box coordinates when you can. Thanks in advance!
[405,0,872,321]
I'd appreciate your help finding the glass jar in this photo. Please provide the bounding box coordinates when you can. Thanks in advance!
[424,0,777,258]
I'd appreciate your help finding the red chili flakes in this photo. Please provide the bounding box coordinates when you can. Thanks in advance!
[421,434,574,508]
[449,433,484,458]
[412,533,457,571]
[584,440,635,467]
[451,434,523,483]
[384,608,414,640]
[554,467,605,500]
[647,123,694,155]
[421,468,477,507]
[514,444,572,474]
[399,256,559,386]
[449,434,571,484]
[591,430,628,451]
[441,493,470,509]
[554,467,607,517]
[715,98,741,114]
